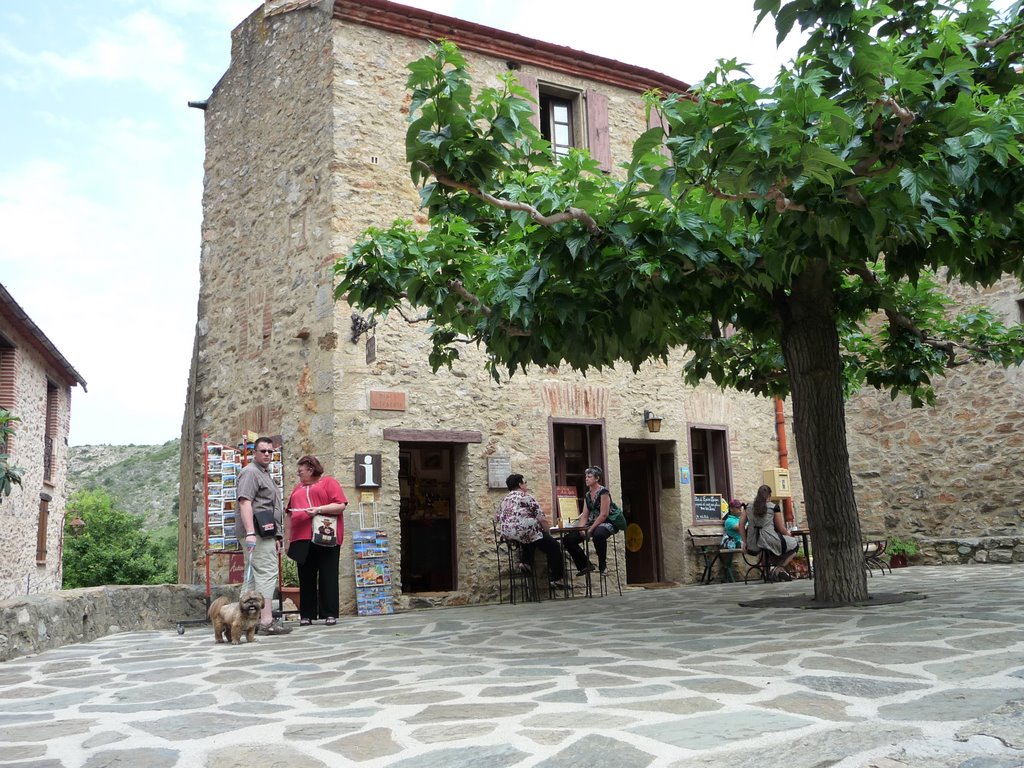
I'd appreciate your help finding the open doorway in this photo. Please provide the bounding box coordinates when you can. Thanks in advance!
[618,442,662,583]
[398,444,455,592]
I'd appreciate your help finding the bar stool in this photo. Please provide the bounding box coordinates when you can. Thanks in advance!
[492,521,537,603]
[598,533,623,596]
[562,534,594,598]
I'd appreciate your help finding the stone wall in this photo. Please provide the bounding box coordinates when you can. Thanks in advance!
[0,314,73,601]
[0,583,222,662]
[846,276,1024,544]
[916,535,1024,566]
[184,2,337,588]
[182,3,802,612]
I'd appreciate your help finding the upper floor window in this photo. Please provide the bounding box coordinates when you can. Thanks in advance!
[517,73,611,172]
[540,94,575,160]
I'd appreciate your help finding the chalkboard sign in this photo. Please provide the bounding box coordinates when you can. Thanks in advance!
[693,494,723,523]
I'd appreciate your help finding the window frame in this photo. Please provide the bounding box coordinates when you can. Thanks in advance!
[687,423,734,522]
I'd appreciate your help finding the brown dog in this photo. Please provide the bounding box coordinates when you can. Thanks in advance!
[208,591,265,644]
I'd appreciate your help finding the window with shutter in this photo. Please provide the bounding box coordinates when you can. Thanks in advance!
[516,74,611,171]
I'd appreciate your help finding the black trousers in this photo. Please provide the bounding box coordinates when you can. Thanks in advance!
[520,533,564,581]
[298,542,340,620]
[563,524,613,571]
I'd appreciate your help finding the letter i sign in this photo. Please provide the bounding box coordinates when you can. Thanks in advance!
[355,453,382,488]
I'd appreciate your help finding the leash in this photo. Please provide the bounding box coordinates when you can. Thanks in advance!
[243,548,255,591]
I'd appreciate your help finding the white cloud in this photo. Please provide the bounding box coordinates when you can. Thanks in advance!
[1,131,199,445]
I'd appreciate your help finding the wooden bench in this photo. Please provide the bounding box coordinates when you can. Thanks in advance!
[687,527,739,584]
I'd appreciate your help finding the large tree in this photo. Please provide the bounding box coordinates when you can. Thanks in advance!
[337,0,1024,604]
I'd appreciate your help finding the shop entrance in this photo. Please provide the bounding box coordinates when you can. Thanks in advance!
[398,444,455,592]
[618,443,662,584]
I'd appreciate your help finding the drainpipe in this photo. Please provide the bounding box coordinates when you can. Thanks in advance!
[774,397,794,525]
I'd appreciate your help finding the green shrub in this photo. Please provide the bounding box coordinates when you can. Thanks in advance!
[62,489,176,588]
[888,536,920,557]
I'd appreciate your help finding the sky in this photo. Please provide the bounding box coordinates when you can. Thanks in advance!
[0,0,996,446]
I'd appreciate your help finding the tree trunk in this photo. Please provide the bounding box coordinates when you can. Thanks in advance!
[778,259,868,604]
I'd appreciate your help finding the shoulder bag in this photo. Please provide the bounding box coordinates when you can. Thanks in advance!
[304,485,340,547]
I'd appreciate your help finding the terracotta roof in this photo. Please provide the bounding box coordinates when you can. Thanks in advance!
[0,284,87,390]
[332,0,692,95]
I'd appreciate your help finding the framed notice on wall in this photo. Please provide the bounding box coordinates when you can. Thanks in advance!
[487,456,512,489]
[693,493,723,523]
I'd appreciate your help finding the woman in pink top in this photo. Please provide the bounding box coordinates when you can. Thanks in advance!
[285,455,348,625]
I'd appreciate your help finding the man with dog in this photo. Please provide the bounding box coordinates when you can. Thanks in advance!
[236,436,291,635]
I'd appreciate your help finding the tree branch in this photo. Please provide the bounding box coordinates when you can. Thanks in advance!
[705,179,807,212]
[447,279,530,336]
[872,98,915,152]
[978,21,1024,49]
[848,265,954,363]
[424,165,602,236]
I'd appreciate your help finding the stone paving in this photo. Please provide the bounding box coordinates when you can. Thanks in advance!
[1,565,1023,768]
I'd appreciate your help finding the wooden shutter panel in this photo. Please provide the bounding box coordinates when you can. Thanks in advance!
[516,72,541,130]
[585,89,611,172]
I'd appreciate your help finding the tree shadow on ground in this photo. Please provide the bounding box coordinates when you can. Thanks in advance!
[738,592,927,609]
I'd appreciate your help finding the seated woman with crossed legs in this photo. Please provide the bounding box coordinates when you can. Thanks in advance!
[562,466,616,576]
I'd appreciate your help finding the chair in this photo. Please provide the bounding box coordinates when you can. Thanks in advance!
[863,539,891,576]
[742,549,772,584]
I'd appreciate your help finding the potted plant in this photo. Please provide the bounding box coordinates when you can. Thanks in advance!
[280,556,300,609]
[887,536,919,568]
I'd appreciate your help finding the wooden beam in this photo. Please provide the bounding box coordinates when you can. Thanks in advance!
[382,428,482,443]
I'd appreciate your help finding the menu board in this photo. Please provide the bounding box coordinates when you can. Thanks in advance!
[693,493,723,523]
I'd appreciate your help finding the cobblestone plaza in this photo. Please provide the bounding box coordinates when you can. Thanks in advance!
[2,565,1022,767]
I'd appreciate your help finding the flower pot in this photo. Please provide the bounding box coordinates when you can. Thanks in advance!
[889,553,908,568]
[280,586,300,610]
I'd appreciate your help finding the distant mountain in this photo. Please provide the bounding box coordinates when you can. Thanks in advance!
[68,440,180,532]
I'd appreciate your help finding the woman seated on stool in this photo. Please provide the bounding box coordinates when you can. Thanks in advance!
[495,474,568,589]
[562,466,615,576]
[740,484,798,581]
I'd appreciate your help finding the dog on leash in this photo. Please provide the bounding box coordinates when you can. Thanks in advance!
[208,591,265,644]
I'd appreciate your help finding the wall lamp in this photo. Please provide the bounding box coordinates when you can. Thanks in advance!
[643,409,663,433]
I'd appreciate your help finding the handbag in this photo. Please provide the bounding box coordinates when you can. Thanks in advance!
[607,502,627,532]
[287,539,310,565]
[311,514,339,547]
[252,507,278,538]
[303,485,339,547]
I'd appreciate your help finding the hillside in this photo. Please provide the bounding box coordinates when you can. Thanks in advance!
[68,440,180,532]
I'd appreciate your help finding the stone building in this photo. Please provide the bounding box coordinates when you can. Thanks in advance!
[180,0,802,612]
[845,277,1024,564]
[0,284,86,600]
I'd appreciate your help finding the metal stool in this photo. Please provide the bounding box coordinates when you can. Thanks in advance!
[598,533,623,596]
[492,522,537,604]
